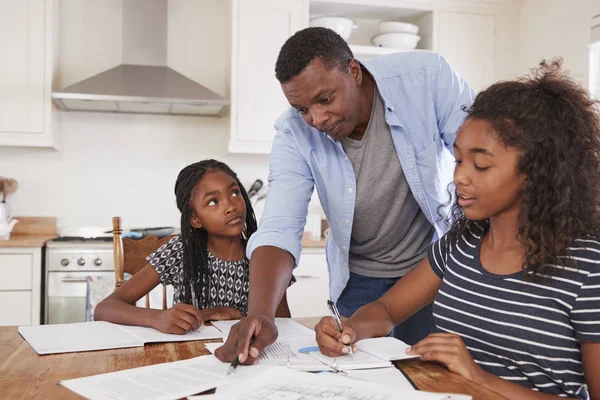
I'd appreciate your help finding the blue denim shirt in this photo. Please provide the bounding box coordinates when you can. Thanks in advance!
[247,51,475,302]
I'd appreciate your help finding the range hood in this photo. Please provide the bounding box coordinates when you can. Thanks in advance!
[52,0,229,116]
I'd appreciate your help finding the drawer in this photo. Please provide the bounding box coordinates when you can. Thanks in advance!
[0,254,33,290]
[0,291,31,326]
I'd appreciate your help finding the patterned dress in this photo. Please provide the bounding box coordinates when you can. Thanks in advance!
[146,235,249,314]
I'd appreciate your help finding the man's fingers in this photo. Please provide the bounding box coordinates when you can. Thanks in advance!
[214,324,240,362]
[201,309,222,321]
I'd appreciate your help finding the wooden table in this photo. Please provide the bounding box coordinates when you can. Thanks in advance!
[0,318,507,399]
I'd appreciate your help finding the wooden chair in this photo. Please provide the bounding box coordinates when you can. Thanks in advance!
[112,216,174,310]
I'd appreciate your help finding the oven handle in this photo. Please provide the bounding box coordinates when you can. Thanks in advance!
[60,277,90,283]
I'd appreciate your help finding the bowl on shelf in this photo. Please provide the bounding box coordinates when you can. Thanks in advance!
[371,32,421,50]
[310,16,357,41]
[378,20,419,35]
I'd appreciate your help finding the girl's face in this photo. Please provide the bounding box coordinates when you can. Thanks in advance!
[189,170,247,237]
[453,118,526,221]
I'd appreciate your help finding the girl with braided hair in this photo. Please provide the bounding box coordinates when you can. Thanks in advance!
[95,159,291,334]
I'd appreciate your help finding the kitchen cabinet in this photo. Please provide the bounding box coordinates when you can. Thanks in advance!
[229,0,520,154]
[287,248,330,318]
[0,0,57,148]
[437,11,496,92]
[229,0,308,154]
[0,248,42,326]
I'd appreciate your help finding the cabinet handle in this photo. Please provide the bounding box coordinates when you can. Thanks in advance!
[60,277,89,283]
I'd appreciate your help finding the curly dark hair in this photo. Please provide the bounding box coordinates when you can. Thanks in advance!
[443,59,600,275]
[174,159,257,306]
[275,27,354,83]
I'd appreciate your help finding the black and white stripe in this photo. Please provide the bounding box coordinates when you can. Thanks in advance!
[428,220,600,399]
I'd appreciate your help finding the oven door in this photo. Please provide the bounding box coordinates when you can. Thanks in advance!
[46,271,113,324]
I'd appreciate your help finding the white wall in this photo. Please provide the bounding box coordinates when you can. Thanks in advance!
[519,0,597,85]
[0,0,271,229]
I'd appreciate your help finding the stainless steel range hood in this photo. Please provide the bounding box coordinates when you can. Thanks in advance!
[52,0,229,116]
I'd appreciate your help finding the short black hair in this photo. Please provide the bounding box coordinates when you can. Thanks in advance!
[275,27,354,83]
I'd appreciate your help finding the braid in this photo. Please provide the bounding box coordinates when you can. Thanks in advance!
[174,159,257,306]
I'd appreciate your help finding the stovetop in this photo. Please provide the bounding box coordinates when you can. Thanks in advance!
[51,236,113,242]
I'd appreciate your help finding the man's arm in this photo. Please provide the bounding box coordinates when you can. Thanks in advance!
[434,54,476,150]
[249,246,294,318]
[215,121,315,363]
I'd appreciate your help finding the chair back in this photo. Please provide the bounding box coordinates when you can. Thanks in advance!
[112,216,174,310]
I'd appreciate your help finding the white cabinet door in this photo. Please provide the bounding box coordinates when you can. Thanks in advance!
[287,249,330,318]
[0,0,56,147]
[0,292,32,326]
[229,0,307,154]
[438,11,496,92]
[0,248,42,325]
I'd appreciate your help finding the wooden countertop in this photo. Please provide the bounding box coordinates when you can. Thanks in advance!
[0,318,507,400]
[0,234,57,248]
[0,216,57,248]
[300,232,326,248]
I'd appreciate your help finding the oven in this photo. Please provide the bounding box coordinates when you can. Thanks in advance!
[44,238,114,324]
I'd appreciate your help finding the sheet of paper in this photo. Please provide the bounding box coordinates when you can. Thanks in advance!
[204,342,223,354]
[189,366,472,400]
[61,355,265,400]
[344,366,416,391]
[121,325,223,343]
[18,322,144,355]
[19,322,224,355]
[211,318,314,340]
[355,336,420,361]
[309,349,392,370]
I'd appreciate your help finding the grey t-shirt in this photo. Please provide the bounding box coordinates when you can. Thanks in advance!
[340,86,435,278]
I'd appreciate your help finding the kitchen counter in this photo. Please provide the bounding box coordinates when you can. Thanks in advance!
[0,216,57,248]
[0,234,57,248]
[301,232,326,248]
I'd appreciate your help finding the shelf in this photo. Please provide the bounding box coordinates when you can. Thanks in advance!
[350,44,405,57]
[310,0,432,20]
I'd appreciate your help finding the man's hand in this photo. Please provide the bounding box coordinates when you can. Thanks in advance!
[200,307,244,321]
[214,315,278,364]
[152,303,204,334]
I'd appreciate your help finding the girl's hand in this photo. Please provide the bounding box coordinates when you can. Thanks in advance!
[407,333,485,383]
[314,316,358,357]
[201,307,244,321]
[154,303,204,334]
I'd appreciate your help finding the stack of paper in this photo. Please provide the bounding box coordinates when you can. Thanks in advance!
[18,321,223,355]
[187,366,472,400]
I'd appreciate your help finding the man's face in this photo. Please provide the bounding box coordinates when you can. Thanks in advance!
[281,58,363,140]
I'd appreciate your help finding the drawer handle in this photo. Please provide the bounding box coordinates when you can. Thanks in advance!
[295,274,320,279]
[60,277,89,283]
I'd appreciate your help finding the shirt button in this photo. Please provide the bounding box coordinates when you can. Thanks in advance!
[348,188,353,193]
[342,246,347,250]
[345,220,349,224]
[345,156,349,161]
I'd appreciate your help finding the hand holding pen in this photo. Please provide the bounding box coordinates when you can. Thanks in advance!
[326,300,354,356]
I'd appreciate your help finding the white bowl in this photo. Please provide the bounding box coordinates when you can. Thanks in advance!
[310,16,357,41]
[378,20,419,35]
[371,32,421,50]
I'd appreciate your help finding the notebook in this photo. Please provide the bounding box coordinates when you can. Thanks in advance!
[355,336,420,361]
[18,321,223,355]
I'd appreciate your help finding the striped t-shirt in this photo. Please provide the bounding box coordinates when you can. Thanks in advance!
[428,220,600,398]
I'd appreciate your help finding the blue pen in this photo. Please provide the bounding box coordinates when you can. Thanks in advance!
[326,300,353,356]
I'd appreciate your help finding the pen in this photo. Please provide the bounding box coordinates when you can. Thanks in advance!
[326,300,353,356]
[227,337,254,375]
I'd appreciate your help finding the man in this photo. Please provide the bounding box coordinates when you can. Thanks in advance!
[216,27,475,364]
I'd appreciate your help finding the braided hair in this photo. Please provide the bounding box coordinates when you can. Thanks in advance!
[174,159,257,306]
